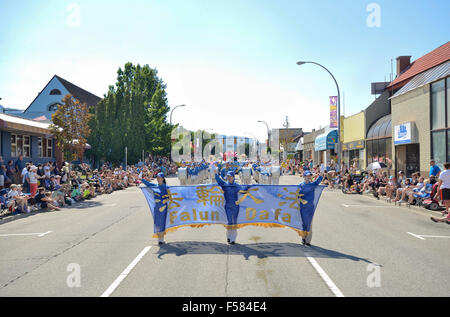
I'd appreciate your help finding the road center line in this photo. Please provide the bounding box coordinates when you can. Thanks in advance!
[101,246,151,297]
[304,252,344,297]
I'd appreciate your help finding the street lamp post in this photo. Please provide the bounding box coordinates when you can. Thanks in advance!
[170,104,186,126]
[296,61,341,171]
[257,120,271,148]
[169,104,186,162]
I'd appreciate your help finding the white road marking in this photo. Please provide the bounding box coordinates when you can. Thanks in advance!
[407,232,450,240]
[0,231,52,237]
[342,204,399,208]
[420,235,450,239]
[37,231,52,237]
[103,204,117,207]
[407,232,426,240]
[101,246,151,297]
[304,252,344,297]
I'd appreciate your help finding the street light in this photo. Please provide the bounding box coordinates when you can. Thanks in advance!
[169,104,186,163]
[296,61,341,171]
[170,104,186,125]
[257,120,271,148]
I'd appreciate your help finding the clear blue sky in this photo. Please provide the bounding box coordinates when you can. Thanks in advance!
[0,0,449,141]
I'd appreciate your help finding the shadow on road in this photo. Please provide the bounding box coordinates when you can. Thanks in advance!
[156,241,372,263]
[69,200,104,209]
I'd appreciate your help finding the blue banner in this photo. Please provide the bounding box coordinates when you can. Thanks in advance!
[141,183,325,238]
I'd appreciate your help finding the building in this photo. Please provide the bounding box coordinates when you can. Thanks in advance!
[314,126,338,167]
[21,75,101,121]
[277,128,304,160]
[302,127,325,165]
[388,41,450,176]
[364,89,393,173]
[0,113,57,165]
[341,111,366,171]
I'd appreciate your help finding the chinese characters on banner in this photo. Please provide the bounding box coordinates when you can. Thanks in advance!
[141,184,325,238]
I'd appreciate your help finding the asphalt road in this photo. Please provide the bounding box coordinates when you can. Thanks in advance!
[0,175,449,297]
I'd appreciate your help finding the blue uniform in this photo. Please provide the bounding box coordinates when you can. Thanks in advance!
[298,175,323,235]
[215,174,248,226]
[142,179,168,237]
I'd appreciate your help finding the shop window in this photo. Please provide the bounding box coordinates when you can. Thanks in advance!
[431,131,446,169]
[385,138,392,168]
[38,137,53,158]
[10,134,30,158]
[447,77,450,128]
[367,140,373,163]
[431,80,445,130]
[448,130,450,162]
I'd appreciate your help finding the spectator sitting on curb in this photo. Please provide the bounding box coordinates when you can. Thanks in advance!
[35,187,60,211]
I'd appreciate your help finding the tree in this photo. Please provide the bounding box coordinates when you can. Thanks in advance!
[88,63,172,165]
[50,94,93,162]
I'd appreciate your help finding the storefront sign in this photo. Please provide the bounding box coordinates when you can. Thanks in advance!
[315,129,338,151]
[394,122,415,145]
[342,140,365,151]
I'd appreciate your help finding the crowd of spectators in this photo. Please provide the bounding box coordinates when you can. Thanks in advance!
[292,158,448,214]
[0,154,175,217]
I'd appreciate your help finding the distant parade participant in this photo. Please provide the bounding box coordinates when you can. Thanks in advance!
[220,161,234,179]
[209,161,219,184]
[187,164,195,185]
[259,163,271,184]
[240,161,253,185]
[271,164,281,185]
[142,172,168,245]
[178,162,188,186]
[299,170,323,246]
[215,171,244,244]
[253,162,261,184]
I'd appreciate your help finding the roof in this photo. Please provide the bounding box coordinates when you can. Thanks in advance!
[24,75,102,113]
[387,41,450,90]
[0,113,52,135]
[390,60,450,99]
[55,75,102,107]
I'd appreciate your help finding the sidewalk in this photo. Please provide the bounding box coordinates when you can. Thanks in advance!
[332,186,446,216]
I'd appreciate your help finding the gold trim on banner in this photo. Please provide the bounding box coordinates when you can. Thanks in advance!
[152,223,309,239]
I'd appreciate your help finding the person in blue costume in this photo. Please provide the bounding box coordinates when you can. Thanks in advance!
[220,161,232,179]
[215,170,248,244]
[142,172,168,245]
[298,170,323,246]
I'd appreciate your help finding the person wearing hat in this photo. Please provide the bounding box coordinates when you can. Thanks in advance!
[240,161,253,185]
[431,162,450,224]
[177,162,188,186]
[142,172,168,245]
[28,166,39,198]
[208,161,219,184]
[35,187,60,211]
[298,170,323,246]
[215,170,245,244]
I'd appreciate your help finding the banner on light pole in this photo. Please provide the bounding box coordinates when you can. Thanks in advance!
[330,96,338,128]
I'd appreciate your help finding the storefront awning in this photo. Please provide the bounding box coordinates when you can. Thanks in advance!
[315,129,338,151]
[0,113,53,136]
[295,139,303,151]
[367,114,391,140]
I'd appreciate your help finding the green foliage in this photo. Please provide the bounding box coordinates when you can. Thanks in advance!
[88,63,172,164]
